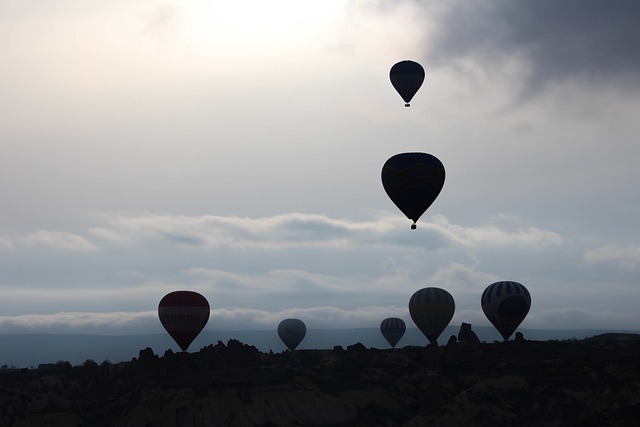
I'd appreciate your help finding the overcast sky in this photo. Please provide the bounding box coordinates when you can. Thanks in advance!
[1,0,639,336]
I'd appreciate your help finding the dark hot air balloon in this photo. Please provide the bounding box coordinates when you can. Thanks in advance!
[278,318,306,351]
[409,287,455,346]
[481,281,531,340]
[382,152,445,229]
[390,60,425,107]
[158,290,210,351]
[380,317,406,348]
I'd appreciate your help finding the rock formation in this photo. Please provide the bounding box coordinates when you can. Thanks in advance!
[457,322,481,345]
[1,336,640,426]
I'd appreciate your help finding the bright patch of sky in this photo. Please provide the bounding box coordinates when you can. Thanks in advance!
[1,0,639,337]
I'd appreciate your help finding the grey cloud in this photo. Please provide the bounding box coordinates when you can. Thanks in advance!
[427,0,640,95]
[19,230,98,252]
[527,307,640,331]
[429,215,564,249]
[0,236,13,251]
[90,212,562,251]
[0,306,410,334]
[209,305,410,330]
[0,311,158,334]
[585,244,640,271]
[427,262,500,293]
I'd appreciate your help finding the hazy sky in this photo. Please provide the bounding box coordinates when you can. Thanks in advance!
[1,0,639,336]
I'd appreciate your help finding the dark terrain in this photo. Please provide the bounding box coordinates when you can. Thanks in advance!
[1,334,639,426]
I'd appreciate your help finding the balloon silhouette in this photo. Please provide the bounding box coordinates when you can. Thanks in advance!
[390,60,425,107]
[380,317,406,348]
[481,281,531,340]
[382,152,445,229]
[409,287,455,346]
[278,318,306,351]
[158,290,210,351]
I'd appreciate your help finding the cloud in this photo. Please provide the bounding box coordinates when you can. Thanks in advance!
[429,215,564,249]
[211,305,410,330]
[19,230,98,252]
[585,244,640,271]
[186,268,353,294]
[1,281,180,303]
[88,211,562,251]
[0,212,568,320]
[426,0,640,96]
[0,306,410,334]
[90,212,373,249]
[4,302,639,335]
[89,212,425,250]
[0,311,158,334]
[526,307,640,331]
[0,235,13,251]
[428,262,500,293]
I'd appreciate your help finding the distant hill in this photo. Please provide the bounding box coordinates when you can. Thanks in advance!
[2,326,638,368]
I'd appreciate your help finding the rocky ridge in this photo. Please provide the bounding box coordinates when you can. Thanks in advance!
[1,335,639,426]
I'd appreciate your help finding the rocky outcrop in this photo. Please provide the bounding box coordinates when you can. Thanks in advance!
[1,338,640,426]
[457,322,481,345]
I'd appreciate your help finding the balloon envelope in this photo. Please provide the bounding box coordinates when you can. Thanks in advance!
[481,281,531,340]
[158,290,210,351]
[381,152,445,229]
[390,60,425,106]
[380,317,406,348]
[278,318,306,351]
[409,287,455,346]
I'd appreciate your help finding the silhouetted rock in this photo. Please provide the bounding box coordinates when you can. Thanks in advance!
[1,337,640,426]
[346,342,367,352]
[458,322,481,345]
[445,334,457,348]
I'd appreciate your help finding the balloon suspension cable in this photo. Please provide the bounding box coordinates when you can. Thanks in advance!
[411,223,417,230]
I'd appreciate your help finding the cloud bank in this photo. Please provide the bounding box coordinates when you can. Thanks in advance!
[426,0,640,95]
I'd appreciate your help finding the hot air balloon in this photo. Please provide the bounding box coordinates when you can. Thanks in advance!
[158,290,210,351]
[409,287,455,346]
[381,152,445,229]
[278,318,306,351]
[481,281,531,341]
[390,60,425,107]
[380,317,406,348]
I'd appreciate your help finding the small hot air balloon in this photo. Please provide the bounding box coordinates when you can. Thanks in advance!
[390,60,425,107]
[278,318,306,351]
[481,281,531,341]
[382,152,445,229]
[158,290,210,351]
[409,287,455,346]
[380,317,406,348]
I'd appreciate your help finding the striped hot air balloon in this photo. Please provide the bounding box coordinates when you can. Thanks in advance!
[158,290,210,351]
[380,317,406,348]
[382,152,445,230]
[481,281,531,341]
[409,287,455,346]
